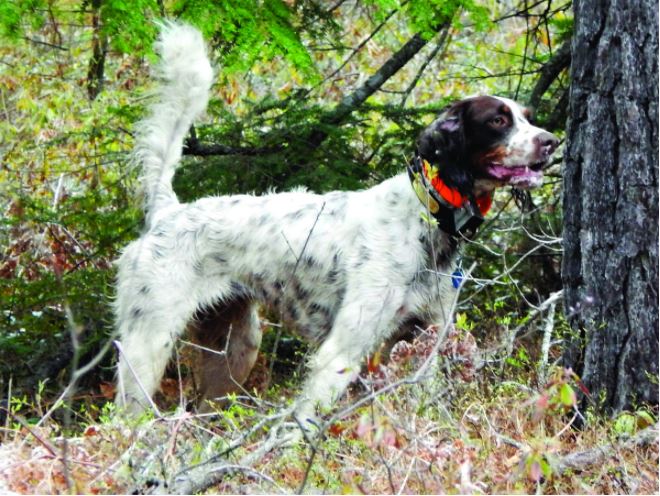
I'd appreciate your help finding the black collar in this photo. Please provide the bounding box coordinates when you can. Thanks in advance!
[407,155,485,237]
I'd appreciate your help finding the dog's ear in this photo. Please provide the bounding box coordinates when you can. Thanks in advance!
[416,102,473,196]
[416,105,464,161]
[437,115,461,132]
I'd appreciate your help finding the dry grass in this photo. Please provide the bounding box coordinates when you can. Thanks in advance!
[1,326,657,495]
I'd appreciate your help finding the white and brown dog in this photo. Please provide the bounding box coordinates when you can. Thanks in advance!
[114,24,558,429]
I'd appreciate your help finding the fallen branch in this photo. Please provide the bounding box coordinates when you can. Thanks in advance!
[170,461,286,495]
[554,424,659,474]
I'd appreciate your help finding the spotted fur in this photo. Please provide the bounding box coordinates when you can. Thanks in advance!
[115,23,558,426]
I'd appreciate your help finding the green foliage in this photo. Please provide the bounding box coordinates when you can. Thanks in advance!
[454,312,474,331]
[506,347,531,368]
[0,12,143,392]
[98,0,161,53]
[405,0,490,37]
[174,0,320,80]
[548,10,574,43]
[613,409,656,436]
[0,0,47,39]
[175,99,445,195]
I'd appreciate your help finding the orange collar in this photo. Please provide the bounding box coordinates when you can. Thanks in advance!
[420,159,492,215]
[407,155,491,237]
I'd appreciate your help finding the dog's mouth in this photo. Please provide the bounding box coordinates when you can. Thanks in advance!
[482,160,548,189]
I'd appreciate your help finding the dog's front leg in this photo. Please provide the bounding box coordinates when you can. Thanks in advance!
[294,287,406,433]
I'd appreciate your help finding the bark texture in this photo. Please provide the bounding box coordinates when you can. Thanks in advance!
[562,0,659,411]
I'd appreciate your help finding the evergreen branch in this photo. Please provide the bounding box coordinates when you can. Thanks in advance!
[183,126,283,157]
[183,141,281,157]
[185,22,451,158]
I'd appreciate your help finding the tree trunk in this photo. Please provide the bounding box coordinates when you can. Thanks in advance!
[87,0,108,101]
[562,0,658,412]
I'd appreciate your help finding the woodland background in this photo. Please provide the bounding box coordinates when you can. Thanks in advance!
[0,0,657,494]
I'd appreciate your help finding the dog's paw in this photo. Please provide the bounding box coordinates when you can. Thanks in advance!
[263,421,305,451]
[293,410,323,438]
[263,411,323,451]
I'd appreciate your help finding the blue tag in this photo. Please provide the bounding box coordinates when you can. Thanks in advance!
[451,269,463,289]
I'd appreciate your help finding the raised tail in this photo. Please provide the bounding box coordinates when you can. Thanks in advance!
[134,22,213,226]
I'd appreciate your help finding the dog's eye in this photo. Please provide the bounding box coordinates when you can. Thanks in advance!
[489,116,507,127]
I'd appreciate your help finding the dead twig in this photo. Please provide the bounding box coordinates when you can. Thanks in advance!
[554,424,659,474]
[538,299,557,382]
[504,290,563,358]
[114,340,162,418]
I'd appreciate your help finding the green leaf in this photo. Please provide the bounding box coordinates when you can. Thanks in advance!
[455,312,468,329]
[540,458,552,479]
[0,0,47,39]
[559,383,576,407]
[614,413,637,435]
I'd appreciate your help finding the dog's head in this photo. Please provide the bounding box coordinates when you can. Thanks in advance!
[416,96,559,196]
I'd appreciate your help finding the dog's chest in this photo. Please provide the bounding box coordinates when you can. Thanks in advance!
[403,227,460,314]
[245,254,346,342]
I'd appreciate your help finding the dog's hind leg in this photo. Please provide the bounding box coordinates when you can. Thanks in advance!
[188,297,262,411]
[114,260,210,413]
[115,305,193,413]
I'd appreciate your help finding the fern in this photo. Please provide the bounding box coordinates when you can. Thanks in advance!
[405,0,491,38]
[263,0,316,79]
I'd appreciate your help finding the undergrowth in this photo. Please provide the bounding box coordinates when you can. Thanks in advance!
[1,321,657,494]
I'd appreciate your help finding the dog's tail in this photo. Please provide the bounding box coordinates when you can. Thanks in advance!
[134,22,213,225]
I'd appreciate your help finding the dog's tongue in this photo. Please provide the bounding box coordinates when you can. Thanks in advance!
[485,164,543,188]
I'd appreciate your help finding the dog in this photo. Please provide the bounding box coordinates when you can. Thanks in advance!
[114,23,559,429]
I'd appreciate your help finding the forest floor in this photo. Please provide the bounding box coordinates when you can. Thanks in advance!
[0,324,657,495]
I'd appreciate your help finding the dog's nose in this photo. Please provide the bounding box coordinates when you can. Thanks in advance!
[534,131,560,157]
